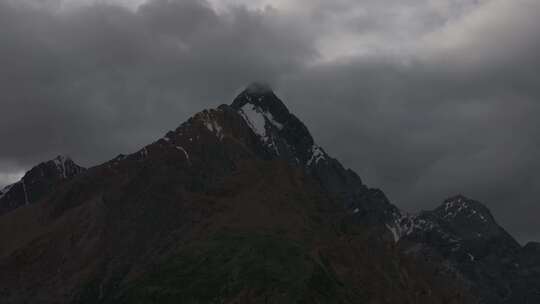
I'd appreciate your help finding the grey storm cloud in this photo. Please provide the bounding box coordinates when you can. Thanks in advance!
[0,0,539,242]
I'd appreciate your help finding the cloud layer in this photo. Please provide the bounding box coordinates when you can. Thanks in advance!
[1,0,539,242]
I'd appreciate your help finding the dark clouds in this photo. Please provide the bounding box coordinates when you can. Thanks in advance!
[0,0,539,242]
[0,0,315,169]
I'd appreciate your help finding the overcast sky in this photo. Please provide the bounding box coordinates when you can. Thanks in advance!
[1,0,539,243]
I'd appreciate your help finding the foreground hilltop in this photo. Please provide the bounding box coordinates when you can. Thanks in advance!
[0,84,537,303]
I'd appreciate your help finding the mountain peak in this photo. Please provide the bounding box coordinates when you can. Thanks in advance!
[398,194,508,244]
[231,83,289,118]
[48,155,83,179]
[53,154,71,163]
[435,194,495,224]
[0,156,85,216]
[229,83,318,166]
[228,84,395,225]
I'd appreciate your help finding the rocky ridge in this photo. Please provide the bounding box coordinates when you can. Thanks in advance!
[0,155,85,216]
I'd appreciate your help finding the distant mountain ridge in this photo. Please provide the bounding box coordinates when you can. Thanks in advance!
[0,84,538,303]
[0,155,85,216]
[395,195,536,302]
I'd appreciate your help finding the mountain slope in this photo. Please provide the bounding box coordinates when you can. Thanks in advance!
[0,85,474,303]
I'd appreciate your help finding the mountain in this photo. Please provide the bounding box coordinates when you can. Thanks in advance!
[231,83,400,228]
[396,195,521,259]
[0,155,85,216]
[395,195,540,303]
[0,84,536,303]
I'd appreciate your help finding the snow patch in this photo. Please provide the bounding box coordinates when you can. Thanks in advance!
[307,144,326,166]
[443,198,488,223]
[201,111,224,140]
[239,104,284,134]
[21,179,29,205]
[239,104,267,138]
[53,155,70,178]
[175,146,190,164]
[139,147,149,159]
[386,224,400,243]
[477,213,487,223]
[238,104,284,155]
[264,112,283,130]
[388,211,438,240]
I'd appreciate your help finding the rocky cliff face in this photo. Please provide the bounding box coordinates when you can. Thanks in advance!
[0,155,85,216]
[0,84,537,303]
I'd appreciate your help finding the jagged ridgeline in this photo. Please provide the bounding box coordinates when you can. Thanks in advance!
[0,156,85,215]
[0,84,538,303]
